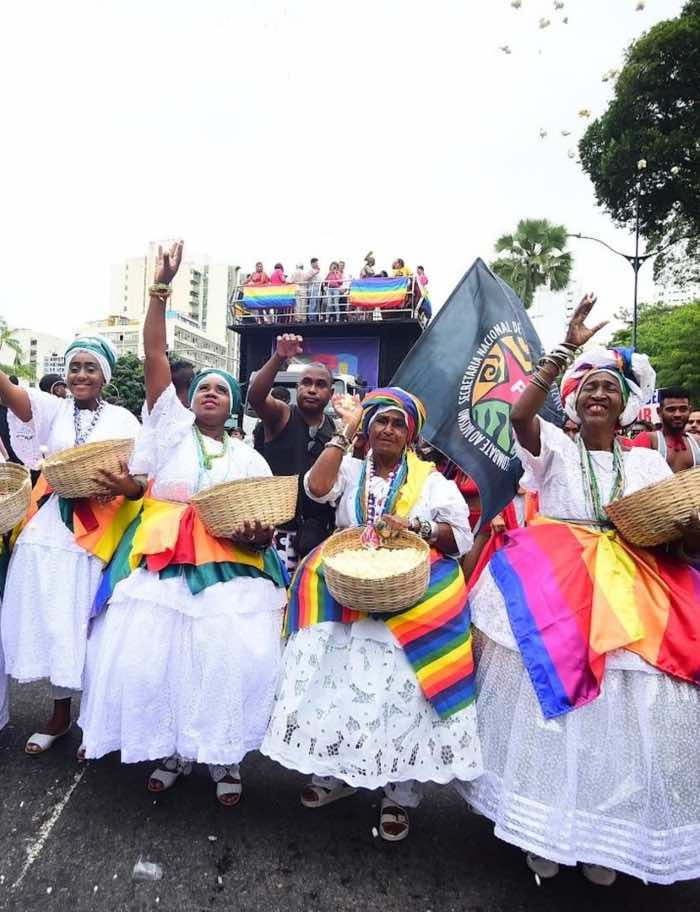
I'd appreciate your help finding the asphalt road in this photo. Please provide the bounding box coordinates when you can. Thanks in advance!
[1,680,699,912]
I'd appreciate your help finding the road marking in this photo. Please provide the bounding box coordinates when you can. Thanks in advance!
[12,769,86,890]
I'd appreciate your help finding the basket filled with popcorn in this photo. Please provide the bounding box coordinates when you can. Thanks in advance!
[322,527,430,614]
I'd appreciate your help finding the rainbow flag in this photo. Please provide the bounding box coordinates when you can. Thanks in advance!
[487,518,700,719]
[26,473,142,564]
[92,497,288,617]
[242,284,296,310]
[349,277,410,310]
[286,546,475,719]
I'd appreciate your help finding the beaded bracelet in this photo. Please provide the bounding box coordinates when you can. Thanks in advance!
[149,283,172,299]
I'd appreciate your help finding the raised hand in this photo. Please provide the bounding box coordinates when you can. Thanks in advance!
[154,240,184,286]
[332,392,363,434]
[275,334,304,360]
[565,293,608,348]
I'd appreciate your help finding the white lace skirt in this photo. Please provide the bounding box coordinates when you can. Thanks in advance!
[0,599,8,730]
[79,568,286,765]
[1,497,103,689]
[457,631,700,885]
[261,619,483,789]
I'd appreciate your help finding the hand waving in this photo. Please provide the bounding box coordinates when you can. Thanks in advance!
[275,334,304,360]
[565,293,608,348]
[332,392,363,435]
[154,240,184,285]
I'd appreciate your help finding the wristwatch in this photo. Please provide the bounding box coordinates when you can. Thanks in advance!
[410,517,438,542]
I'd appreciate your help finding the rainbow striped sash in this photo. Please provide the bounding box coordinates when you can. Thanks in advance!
[27,473,143,564]
[92,497,288,617]
[349,277,409,309]
[285,546,475,719]
[486,517,700,719]
[242,284,296,310]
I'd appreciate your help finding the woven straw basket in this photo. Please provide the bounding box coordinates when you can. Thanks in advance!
[191,474,298,538]
[41,438,135,499]
[322,527,430,614]
[0,463,31,534]
[605,466,700,547]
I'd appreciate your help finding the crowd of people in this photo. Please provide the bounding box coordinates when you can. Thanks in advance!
[0,243,699,891]
[236,252,431,323]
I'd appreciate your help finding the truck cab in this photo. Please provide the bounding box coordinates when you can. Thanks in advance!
[242,369,359,441]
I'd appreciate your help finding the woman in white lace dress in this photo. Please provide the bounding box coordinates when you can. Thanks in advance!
[0,335,141,754]
[460,296,700,886]
[262,387,482,841]
[79,242,288,806]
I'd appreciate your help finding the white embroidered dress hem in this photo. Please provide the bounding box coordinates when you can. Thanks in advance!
[261,454,483,789]
[1,391,140,689]
[79,384,286,766]
[460,418,700,885]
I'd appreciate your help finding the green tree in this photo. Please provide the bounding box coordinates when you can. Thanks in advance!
[579,0,700,286]
[103,352,145,418]
[490,219,573,308]
[609,299,700,402]
[0,317,35,380]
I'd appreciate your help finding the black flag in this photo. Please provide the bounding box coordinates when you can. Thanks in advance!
[392,258,564,530]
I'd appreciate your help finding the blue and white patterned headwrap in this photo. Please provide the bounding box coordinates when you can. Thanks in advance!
[64,335,118,384]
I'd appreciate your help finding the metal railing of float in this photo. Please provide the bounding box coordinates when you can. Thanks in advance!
[228,275,431,327]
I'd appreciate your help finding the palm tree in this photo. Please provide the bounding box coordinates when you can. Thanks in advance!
[0,318,35,380]
[490,219,573,308]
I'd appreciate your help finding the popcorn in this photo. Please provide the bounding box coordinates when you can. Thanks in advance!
[325,547,425,579]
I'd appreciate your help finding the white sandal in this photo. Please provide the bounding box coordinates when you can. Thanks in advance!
[300,782,358,808]
[378,798,410,842]
[215,778,242,807]
[25,725,72,755]
[147,755,192,793]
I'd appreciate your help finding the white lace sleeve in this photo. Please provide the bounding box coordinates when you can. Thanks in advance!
[128,401,152,476]
[8,389,64,468]
[421,472,474,558]
[303,455,361,506]
[513,416,571,492]
[129,384,194,477]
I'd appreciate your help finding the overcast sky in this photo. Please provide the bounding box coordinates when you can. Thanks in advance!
[0,0,685,339]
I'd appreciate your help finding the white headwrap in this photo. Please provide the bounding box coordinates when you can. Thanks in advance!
[560,346,656,427]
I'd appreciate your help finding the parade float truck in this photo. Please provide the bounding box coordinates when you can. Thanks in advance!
[229,275,429,434]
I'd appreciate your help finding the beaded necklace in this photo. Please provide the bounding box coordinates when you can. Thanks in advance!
[193,424,229,471]
[577,434,625,523]
[355,451,408,546]
[73,399,105,445]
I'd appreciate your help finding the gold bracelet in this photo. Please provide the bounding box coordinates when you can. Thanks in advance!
[149,283,172,297]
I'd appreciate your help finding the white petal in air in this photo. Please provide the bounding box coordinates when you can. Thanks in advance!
[637,158,647,170]
[538,17,551,28]
[539,128,548,138]
[499,44,512,54]
[578,108,592,118]
[561,130,571,136]
[554,0,564,8]
[670,165,680,175]
[636,1,646,10]
[510,0,522,8]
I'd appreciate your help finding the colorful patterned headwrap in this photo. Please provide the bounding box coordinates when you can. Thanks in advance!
[360,387,427,445]
[188,369,242,416]
[64,335,118,384]
[560,346,655,427]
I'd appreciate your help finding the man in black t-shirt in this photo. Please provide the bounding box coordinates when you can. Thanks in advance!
[248,335,335,572]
